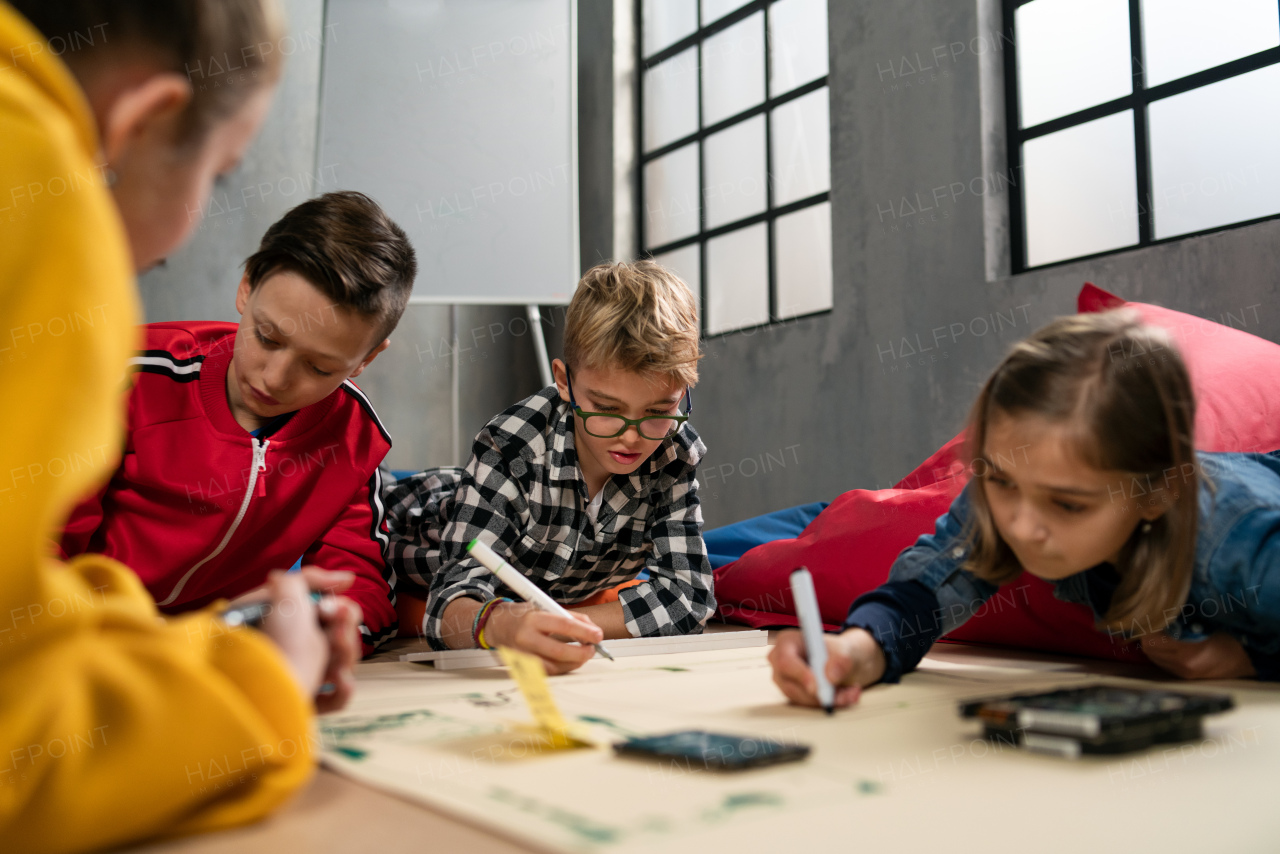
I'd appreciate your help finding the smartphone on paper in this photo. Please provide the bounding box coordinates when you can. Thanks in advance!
[613,730,810,770]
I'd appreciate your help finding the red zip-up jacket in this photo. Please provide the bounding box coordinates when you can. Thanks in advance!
[60,321,398,655]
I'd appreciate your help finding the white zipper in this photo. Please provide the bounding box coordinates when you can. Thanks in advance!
[158,438,270,607]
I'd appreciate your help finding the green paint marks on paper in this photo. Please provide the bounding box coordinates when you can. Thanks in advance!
[321,708,500,754]
[577,714,641,737]
[321,709,437,741]
[654,666,689,672]
[856,779,884,795]
[722,792,783,811]
[702,792,784,823]
[897,701,909,708]
[332,745,367,760]
[464,689,515,708]
[489,786,622,844]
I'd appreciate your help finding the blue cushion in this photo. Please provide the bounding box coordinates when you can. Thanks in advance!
[703,502,829,569]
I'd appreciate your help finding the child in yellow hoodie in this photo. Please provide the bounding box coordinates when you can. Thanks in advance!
[0,2,362,851]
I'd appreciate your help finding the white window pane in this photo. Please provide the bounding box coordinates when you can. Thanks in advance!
[1149,64,1280,239]
[643,144,700,248]
[771,88,830,205]
[1023,111,1139,267]
[702,0,751,26]
[704,115,767,228]
[706,223,769,334]
[776,202,832,319]
[770,0,829,93]
[1016,0,1132,127]
[1142,0,1279,87]
[643,48,699,152]
[702,12,765,126]
[643,0,697,57]
[653,244,701,317]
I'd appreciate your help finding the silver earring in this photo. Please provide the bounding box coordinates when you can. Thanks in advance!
[1141,521,1153,534]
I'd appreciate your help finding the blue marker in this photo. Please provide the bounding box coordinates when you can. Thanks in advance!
[790,567,834,715]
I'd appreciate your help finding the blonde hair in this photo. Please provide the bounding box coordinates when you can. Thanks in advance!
[564,260,701,387]
[963,311,1199,638]
[14,0,286,143]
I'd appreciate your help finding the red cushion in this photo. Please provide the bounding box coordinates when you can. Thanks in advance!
[1079,283,1280,453]
[713,283,1280,664]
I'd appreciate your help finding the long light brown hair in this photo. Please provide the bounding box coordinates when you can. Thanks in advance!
[963,311,1199,637]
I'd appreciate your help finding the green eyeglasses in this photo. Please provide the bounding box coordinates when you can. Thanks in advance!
[567,371,692,440]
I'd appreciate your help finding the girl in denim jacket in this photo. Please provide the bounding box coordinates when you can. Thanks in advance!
[771,311,1280,708]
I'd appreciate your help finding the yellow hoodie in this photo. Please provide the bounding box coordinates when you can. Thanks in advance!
[0,5,314,851]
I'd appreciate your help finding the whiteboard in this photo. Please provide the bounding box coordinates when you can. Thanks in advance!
[317,0,579,304]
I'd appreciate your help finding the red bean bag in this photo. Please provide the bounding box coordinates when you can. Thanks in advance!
[713,284,1280,663]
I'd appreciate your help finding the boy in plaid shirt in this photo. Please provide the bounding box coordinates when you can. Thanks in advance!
[384,260,714,673]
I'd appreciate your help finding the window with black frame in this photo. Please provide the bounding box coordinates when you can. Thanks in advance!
[1004,0,1280,271]
[638,0,832,336]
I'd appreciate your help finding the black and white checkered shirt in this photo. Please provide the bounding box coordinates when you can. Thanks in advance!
[383,386,715,650]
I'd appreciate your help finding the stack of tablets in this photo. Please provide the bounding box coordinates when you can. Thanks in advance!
[959,685,1235,759]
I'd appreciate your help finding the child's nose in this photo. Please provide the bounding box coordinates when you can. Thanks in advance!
[621,423,650,443]
[262,354,289,392]
[1006,503,1047,544]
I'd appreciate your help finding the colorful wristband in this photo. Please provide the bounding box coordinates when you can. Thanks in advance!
[473,597,512,649]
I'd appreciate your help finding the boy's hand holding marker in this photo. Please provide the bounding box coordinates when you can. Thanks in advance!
[465,539,615,675]
[485,604,605,675]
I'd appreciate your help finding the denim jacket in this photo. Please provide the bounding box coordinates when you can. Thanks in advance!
[844,451,1280,682]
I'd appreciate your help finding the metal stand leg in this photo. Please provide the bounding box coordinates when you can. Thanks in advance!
[450,304,461,465]
[527,304,554,389]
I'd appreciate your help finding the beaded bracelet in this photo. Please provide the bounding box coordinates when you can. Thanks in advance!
[475,598,510,649]
[472,597,512,649]
[470,598,497,647]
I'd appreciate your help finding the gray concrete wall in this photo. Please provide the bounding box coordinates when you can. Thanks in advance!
[137,0,1280,507]
[688,0,1280,527]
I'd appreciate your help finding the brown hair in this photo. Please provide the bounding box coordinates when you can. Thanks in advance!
[11,0,285,142]
[564,260,701,387]
[963,310,1199,638]
[244,191,417,342]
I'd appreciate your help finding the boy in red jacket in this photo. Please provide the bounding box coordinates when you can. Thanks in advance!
[61,191,416,655]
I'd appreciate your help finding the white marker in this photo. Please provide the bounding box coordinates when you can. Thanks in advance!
[790,566,834,714]
[468,539,615,661]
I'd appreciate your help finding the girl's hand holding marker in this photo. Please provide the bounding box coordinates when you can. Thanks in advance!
[768,628,881,710]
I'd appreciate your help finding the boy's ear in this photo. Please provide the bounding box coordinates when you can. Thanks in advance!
[348,339,391,379]
[100,73,193,165]
[552,358,570,403]
[234,273,252,316]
